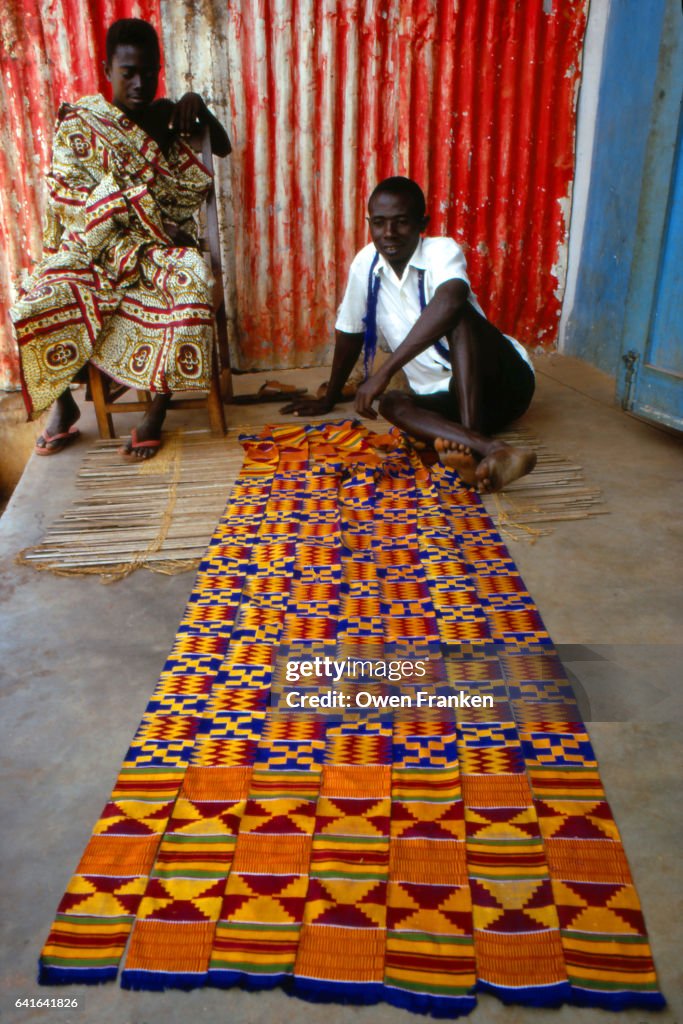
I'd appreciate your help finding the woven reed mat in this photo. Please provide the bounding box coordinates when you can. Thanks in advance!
[482,428,607,541]
[17,429,243,582]
[18,426,606,581]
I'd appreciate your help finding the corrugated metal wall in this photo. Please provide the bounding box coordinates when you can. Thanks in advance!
[1,0,587,387]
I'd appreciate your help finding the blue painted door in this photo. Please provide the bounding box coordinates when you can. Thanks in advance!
[617,7,683,431]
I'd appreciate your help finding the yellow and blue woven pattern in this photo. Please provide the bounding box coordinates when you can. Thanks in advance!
[38,421,664,1015]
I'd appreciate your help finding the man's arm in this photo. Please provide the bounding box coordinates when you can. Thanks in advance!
[354,279,468,417]
[281,330,364,416]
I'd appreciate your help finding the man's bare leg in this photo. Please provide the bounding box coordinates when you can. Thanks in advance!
[378,391,536,493]
[439,306,536,492]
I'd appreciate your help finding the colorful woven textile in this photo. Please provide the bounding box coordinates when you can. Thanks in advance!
[39,421,664,1015]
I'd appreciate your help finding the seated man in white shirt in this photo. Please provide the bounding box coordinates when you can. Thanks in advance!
[284,176,536,493]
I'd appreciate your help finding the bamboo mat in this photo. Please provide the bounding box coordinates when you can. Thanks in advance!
[17,425,606,580]
[482,429,607,540]
[17,430,243,581]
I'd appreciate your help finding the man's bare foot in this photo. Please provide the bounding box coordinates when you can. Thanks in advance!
[35,389,81,453]
[434,437,478,485]
[475,441,537,493]
[119,395,170,461]
[119,426,162,461]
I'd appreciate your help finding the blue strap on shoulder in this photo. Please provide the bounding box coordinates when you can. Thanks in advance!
[362,252,381,379]
[417,269,426,309]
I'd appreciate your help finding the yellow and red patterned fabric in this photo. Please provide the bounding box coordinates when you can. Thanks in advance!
[10,94,213,417]
[38,421,664,1015]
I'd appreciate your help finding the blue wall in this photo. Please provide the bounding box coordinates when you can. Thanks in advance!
[563,0,669,374]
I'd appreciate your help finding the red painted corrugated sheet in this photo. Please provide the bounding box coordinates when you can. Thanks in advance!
[1,1,587,386]
[0,0,164,389]
[221,0,587,368]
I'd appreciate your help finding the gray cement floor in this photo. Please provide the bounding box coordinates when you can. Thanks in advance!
[1,354,681,1024]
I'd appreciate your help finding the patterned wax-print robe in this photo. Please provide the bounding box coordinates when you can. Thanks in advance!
[10,94,215,417]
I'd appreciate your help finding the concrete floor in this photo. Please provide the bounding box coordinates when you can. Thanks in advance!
[1,353,681,1024]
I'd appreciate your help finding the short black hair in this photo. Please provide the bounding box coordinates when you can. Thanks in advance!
[106,18,160,65]
[369,176,426,221]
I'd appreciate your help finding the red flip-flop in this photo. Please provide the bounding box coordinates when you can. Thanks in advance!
[34,426,80,456]
[118,427,162,462]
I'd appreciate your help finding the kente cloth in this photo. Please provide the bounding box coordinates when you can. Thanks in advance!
[10,94,214,418]
[38,422,665,1015]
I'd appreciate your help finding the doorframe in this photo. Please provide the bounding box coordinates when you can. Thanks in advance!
[616,3,683,429]
[559,0,675,379]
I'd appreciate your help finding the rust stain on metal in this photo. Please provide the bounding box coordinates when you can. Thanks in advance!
[178,0,588,368]
[2,0,588,384]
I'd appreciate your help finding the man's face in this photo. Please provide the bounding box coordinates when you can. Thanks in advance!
[367,191,429,276]
[105,44,159,116]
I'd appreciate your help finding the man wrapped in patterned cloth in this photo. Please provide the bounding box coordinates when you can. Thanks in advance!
[10,18,231,459]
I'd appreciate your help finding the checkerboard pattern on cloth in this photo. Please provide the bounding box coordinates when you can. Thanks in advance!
[38,421,665,1015]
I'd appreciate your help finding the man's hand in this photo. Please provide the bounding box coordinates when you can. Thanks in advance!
[169,93,208,136]
[280,395,335,417]
[354,374,386,419]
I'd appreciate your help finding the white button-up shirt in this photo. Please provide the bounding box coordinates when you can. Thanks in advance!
[336,236,532,395]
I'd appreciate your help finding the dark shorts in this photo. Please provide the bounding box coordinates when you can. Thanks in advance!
[413,332,535,435]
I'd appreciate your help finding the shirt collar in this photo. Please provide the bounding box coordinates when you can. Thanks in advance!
[374,237,427,283]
